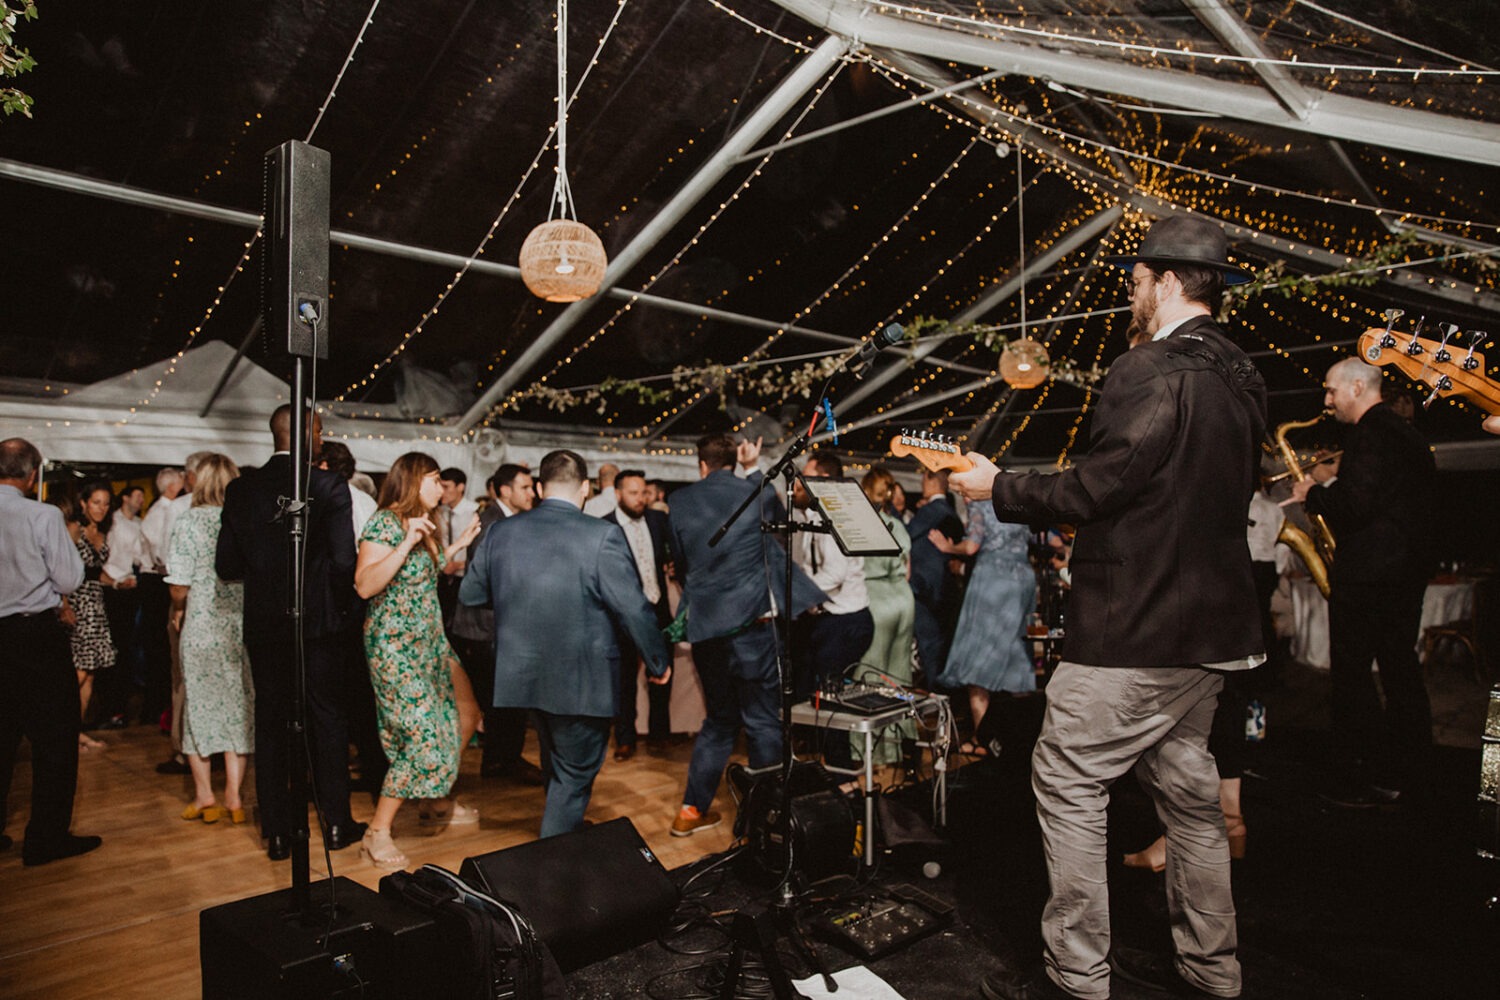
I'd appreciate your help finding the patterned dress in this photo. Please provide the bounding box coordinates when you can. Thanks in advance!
[70,533,115,672]
[858,511,917,763]
[936,502,1038,694]
[361,509,460,800]
[166,506,254,756]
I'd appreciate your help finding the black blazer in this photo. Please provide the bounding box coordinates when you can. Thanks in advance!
[992,316,1268,667]
[602,506,673,627]
[216,453,356,639]
[1305,403,1436,587]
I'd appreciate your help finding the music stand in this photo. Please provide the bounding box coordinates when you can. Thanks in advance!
[799,477,901,559]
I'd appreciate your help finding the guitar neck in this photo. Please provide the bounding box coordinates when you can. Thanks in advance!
[1357,326,1500,415]
[889,433,974,474]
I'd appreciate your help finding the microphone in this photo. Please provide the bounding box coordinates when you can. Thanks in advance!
[846,322,906,379]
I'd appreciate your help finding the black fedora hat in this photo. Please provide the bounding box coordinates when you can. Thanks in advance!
[1104,215,1253,285]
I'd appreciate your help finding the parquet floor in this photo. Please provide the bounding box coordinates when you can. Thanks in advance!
[0,725,735,999]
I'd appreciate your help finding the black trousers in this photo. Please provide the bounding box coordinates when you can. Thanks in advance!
[794,608,875,771]
[136,572,172,724]
[0,613,81,847]
[245,628,354,838]
[1329,579,1431,788]
[615,635,672,746]
[453,635,527,770]
[341,623,387,795]
[99,586,142,722]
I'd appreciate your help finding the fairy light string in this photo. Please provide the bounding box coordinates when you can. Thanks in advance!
[110,3,392,425]
[478,57,853,434]
[333,0,632,401]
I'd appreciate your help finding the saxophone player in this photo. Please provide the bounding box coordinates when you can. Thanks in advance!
[1286,359,1437,808]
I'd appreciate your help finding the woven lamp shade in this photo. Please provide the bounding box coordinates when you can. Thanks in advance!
[1000,337,1050,389]
[519,219,608,302]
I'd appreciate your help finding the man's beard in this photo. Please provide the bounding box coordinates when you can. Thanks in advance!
[1130,294,1156,337]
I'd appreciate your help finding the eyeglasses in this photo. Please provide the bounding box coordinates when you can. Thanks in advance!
[1126,274,1154,294]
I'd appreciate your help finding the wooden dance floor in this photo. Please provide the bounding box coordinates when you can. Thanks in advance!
[0,725,733,999]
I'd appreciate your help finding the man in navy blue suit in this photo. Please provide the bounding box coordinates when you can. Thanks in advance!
[905,468,964,677]
[600,470,674,761]
[461,450,670,838]
[666,434,825,837]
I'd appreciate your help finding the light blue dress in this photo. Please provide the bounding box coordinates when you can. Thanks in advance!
[936,503,1037,694]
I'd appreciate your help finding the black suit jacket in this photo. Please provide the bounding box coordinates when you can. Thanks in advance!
[603,506,673,627]
[1305,402,1436,587]
[991,316,1269,667]
[216,453,356,639]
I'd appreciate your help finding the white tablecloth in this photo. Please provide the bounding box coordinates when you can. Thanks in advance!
[1287,577,1476,670]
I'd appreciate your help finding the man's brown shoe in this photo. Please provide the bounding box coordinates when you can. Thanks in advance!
[670,808,722,837]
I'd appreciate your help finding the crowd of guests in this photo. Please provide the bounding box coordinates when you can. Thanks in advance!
[0,408,1056,870]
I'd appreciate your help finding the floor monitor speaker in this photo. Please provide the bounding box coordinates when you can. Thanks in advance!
[459,816,679,972]
[199,876,439,999]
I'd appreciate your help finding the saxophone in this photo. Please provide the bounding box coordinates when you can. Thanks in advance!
[1272,415,1335,599]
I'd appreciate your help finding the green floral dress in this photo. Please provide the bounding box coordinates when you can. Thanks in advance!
[166,506,253,756]
[361,509,460,800]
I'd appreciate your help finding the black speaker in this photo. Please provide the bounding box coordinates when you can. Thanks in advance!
[459,817,679,972]
[729,759,857,882]
[199,876,440,999]
[262,139,330,359]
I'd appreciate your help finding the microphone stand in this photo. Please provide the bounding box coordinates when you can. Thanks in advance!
[709,387,847,1000]
[282,359,315,919]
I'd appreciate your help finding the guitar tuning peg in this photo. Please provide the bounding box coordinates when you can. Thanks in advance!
[1422,374,1453,410]
[1382,308,1404,325]
[1462,332,1485,370]
[1434,323,1457,363]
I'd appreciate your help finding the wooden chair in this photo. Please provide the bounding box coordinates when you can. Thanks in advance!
[1422,578,1491,681]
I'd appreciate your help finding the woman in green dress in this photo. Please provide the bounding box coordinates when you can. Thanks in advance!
[354,452,481,869]
[856,466,916,764]
[167,454,253,824]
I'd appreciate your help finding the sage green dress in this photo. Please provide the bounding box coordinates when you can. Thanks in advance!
[361,509,460,800]
[857,511,916,764]
[166,506,254,756]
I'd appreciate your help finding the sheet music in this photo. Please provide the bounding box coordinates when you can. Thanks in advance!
[803,478,902,557]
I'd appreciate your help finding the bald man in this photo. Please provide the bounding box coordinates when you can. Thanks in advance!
[1288,358,1436,807]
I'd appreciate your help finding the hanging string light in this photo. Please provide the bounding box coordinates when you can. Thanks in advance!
[520,0,608,302]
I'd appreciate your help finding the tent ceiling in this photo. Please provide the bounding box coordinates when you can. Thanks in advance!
[1,0,1496,463]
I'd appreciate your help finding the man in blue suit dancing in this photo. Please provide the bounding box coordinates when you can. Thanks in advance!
[667,434,825,837]
[461,450,670,838]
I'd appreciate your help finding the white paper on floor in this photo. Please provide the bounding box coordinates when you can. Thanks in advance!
[791,965,906,999]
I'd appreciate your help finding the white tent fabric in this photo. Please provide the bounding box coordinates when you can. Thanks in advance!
[0,340,704,483]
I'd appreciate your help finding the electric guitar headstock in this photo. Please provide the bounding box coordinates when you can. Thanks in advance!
[889,429,974,473]
[1358,309,1499,414]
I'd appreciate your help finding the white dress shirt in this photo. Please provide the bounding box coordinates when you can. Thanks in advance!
[103,511,143,581]
[615,510,661,606]
[583,487,616,518]
[792,507,868,615]
[349,483,378,540]
[138,495,176,574]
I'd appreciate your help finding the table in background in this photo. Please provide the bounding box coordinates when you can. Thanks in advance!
[789,693,952,867]
[1287,577,1476,670]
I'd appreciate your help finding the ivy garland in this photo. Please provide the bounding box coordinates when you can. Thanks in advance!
[497,230,1479,419]
[1,1,38,119]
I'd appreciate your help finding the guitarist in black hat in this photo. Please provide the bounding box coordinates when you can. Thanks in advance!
[952,215,1267,1000]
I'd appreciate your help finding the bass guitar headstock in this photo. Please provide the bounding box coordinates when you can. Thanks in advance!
[1357,309,1499,415]
[889,429,974,474]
